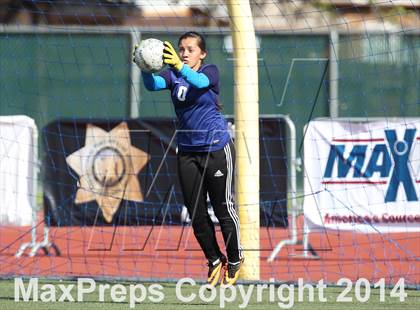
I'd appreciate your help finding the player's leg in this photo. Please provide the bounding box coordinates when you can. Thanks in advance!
[205,141,243,285]
[177,152,226,285]
[204,200,226,264]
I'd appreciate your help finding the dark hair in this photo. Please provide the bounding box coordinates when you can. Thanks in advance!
[178,31,206,52]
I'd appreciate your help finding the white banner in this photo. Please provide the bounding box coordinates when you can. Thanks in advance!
[303,118,420,233]
[0,116,37,226]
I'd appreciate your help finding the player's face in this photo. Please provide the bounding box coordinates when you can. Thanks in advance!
[178,37,207,71]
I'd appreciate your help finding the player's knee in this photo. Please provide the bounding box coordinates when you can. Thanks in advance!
[190,216,208,229]
[216,215,235,226]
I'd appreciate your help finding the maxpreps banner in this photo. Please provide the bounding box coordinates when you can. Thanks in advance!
[303,119,420,233]
[43,118,288,227]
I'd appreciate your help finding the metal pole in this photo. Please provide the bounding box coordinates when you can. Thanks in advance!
[267,115,298,262]
[329,30,339,118]
[130,29,140,118]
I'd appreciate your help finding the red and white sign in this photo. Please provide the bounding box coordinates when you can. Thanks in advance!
[303,119,420,233]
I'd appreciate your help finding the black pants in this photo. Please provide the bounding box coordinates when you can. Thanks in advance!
[177,141,242,264]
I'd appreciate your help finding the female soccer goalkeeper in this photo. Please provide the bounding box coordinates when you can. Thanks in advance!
[134,31,243,287]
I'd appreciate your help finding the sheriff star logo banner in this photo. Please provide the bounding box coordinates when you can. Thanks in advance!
[42,118,182,226]
[65,122,149,223]
[42,117,289,227]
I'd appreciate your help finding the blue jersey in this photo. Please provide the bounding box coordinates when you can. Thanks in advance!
[143,64,230,152]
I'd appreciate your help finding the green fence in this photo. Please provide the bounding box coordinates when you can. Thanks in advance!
[1,29,418,147]
[138,32,330,149]
[0,31,132,131]
[338,33,419,117]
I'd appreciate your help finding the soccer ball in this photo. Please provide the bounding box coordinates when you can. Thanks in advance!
[133,38,165,73]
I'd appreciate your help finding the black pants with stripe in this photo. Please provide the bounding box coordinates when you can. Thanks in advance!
[177,141,242,264]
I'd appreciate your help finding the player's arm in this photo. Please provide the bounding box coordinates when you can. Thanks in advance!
[132,43,168,91]
[141,72,167,91]
[178,65,213,89]
[163,41,216,89]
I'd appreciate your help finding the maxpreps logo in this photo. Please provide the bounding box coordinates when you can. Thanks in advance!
[322,128,419,203]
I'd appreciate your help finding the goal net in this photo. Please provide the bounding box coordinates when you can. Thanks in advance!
[0,0,418,287]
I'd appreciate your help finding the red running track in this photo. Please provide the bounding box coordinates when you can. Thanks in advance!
[1,216,418,286]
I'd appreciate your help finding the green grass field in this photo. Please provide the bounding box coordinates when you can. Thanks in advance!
[0,279,419,310]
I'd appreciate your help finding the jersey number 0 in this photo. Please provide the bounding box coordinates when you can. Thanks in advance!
[177,86,188,101]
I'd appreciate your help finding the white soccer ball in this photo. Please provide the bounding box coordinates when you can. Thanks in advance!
[134,38,165,73]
